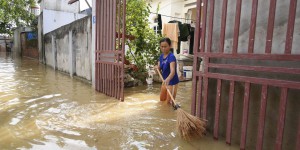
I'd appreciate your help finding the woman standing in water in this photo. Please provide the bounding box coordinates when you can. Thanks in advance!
[156,38,179,104]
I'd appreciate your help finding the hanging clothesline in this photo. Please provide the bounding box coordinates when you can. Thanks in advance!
[150,12,196,21]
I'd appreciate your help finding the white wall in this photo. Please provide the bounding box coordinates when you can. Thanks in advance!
[43,9,87,34]
[40,0,80,13]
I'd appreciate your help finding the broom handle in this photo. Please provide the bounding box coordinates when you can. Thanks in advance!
[156,68,177,105]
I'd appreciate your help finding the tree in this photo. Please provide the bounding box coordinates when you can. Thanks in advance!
[0,0,36,35]
[126,0,162,80]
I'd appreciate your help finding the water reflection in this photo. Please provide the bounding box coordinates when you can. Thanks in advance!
[0,52,238,149]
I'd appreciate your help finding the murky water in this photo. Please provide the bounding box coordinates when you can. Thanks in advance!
[0,52,238,149]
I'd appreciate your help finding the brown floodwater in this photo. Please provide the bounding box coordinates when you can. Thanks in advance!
[0,52,238,150]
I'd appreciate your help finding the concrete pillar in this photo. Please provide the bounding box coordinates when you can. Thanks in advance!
[69,30,76,77]
[51,35,56,69]
[91,0,96,88]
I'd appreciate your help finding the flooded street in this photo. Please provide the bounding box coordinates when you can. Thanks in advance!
[0,52,238,150]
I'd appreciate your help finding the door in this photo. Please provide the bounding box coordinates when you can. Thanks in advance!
[95,0,126,101]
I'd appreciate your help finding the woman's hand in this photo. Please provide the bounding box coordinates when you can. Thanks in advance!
[164,78,170,86]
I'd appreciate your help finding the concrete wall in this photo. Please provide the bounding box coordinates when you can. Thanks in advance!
[13,27,33,56]
[204,1,300,150]
[40,0,80,13]
[43,9,87,34]
[44,16,92,81]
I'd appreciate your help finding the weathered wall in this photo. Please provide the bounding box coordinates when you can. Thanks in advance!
[204,1,300,150]
[43,9,87,34]
[44,16,92,81]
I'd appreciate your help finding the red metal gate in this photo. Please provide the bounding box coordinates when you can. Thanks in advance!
[192,0,300,149]
[95,0,126,101]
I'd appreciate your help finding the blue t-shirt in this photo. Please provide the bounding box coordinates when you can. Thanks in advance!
[159,53,179,85]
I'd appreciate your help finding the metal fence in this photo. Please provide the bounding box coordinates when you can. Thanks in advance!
[191,0,300,149]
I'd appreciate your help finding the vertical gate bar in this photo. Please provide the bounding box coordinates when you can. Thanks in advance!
[232,0,242,54]
[256,85,268,150]
[240,82,251,150]
[200,0,208,52]
[105,0,108,52]
[296,119,300,150]
[100,0,104,92]
[96,1,100,91]
[213,79,222,140]
[219,0,228,53]
[121,0,126,101]
[202,57,209,119]
[207,0,215,52]
[109,0,113,97]
[103,63,106,94]
[118,0,121,53]
[202,77,208,119]
[191,0,201,116]
[226,81,235,145]
[116,0,120,100]
[284,0,297,54]
[248,0,258,53]
[265,0,277,54]
[275,87,288,150]
[95,1,98,91]
[106,0,109,95]
[101,63,103,93]
[196,76,203,118]
[106,64,108,95]
[191,74,197,115]
[107,0,110,96]
[113,0,117,98]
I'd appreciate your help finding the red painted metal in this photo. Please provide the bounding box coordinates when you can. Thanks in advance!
[191,0,202,116]
[240,82,250,150]
[202,57,209,119]
[226,81,235,145]
[198,52,300,61]
[213,79,222,140]
[219,0,228,53]
[192,0,299,149]
[207,0,215,52]
[196,76,203,118]
[208,63,300,75]
[199,72,300,90]
[284,0,297,54]
[200,0,208,52]
[265,0,277,54]
[256,85,268,150]
[232,0,242,54]
[275,88,288,150]
[95,0,125,101]
[248,0,258,53]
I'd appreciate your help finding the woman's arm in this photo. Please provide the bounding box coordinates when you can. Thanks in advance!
[165,61,176,85]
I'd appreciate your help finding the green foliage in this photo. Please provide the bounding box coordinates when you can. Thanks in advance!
[126,0,161,80]
[0,0,36,35]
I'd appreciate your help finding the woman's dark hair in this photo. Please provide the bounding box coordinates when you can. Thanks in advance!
[159,37,172,46]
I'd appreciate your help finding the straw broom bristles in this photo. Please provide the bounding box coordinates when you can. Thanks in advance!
[176,108,206,140]
[155,68,206,140]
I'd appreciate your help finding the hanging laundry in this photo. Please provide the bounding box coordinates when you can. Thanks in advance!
[158,14,162,30]
[162,23,180,50]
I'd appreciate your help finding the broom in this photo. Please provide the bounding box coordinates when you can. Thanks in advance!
[156,68,206,140]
